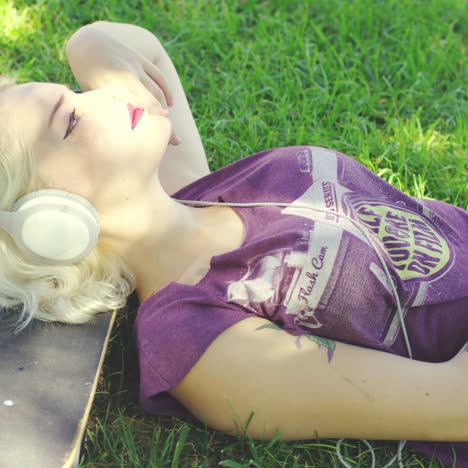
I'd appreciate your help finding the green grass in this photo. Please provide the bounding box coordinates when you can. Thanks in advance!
[1,0,466,466]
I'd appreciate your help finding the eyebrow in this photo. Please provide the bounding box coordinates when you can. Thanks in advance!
[48,94,65,128]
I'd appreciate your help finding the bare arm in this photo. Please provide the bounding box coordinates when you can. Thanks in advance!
[85,21,164,66]
[66,22,210,194]
[170,316,468,442]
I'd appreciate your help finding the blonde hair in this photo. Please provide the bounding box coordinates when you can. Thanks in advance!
[0,77,135,331]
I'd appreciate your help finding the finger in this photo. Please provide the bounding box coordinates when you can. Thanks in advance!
[140,73,167,108]
[142,61,174,107]
[169,128,182,146]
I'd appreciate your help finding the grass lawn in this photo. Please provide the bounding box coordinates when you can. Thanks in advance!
[1,0,466,466]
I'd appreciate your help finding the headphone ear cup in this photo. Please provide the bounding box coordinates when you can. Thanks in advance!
[12,189,100,265]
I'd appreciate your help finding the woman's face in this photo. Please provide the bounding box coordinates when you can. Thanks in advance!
[0,82,171,206]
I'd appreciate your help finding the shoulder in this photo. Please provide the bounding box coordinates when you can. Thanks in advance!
[172,146,323,201]
[135,283,251,380]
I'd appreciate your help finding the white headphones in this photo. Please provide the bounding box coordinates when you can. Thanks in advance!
[0,189,100,265]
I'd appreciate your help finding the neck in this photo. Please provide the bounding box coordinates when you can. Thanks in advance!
[96,178,244,303]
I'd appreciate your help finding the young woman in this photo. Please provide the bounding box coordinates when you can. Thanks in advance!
[0,22,466,467]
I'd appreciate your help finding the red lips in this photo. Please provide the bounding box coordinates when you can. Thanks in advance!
[127,103,144,129]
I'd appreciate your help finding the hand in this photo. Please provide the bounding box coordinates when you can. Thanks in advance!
[107,52,182,146]
[67,26,181,145]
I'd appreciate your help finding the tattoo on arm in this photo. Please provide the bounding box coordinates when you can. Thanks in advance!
[255,323,336,363]
[304,334,336,363]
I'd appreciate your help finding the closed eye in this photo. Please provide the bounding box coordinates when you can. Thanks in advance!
[63,109,80,139]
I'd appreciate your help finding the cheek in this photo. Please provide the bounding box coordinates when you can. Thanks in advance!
[37,150,94,196]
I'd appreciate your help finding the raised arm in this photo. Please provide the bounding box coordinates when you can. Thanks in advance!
[170,316,468,442]
[66,21,210,194]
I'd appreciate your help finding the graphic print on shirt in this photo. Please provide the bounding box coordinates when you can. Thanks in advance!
[226,249,291,314]
[293,148,453,285]
[353,202,452,281]
[226,148,353,331]
[280,148,356,330]
[226,147,455,341]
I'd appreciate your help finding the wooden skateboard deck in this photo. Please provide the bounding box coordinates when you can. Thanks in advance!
[0,310,115,468]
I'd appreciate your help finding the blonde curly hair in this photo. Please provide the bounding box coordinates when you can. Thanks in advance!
[0,77,135,331]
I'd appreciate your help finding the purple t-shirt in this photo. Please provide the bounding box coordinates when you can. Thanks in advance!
[135,147,468,466]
